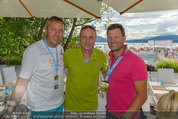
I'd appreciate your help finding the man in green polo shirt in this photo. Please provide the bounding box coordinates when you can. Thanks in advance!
[64,25,107,118]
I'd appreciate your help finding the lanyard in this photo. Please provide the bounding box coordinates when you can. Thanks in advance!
[44,38,59,76]
[105,48,128,82]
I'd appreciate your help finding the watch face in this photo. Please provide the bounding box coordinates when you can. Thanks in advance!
[120,116,126,119]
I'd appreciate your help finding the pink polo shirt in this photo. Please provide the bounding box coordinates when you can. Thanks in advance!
[105,45,147,118]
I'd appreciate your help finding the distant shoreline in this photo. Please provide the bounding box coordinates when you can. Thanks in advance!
[136,52,178,63]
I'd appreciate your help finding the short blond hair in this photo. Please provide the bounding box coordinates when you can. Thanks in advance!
[156,90,178,119]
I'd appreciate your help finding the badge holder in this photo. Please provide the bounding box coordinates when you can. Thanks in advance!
[54,75,59,90]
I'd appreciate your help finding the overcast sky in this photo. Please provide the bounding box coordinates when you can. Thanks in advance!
[95,9,178,40]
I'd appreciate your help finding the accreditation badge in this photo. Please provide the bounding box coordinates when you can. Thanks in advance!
[54,75,59,90]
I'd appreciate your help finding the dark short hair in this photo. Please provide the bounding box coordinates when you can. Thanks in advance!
[107,24,125,36]
[80,25,96,37]
[45,16,65,29]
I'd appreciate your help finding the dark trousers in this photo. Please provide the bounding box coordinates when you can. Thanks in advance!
[106,110,118,119]
[106,110,144,119]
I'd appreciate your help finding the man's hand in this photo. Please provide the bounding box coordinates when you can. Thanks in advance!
[6,77,28,115]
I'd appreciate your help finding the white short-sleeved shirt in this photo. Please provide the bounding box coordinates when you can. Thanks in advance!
[19,40,64,111]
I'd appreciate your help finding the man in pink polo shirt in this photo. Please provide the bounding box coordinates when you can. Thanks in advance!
[105,24,148,119]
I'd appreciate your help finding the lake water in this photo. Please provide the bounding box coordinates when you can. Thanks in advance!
[140,56,164,66]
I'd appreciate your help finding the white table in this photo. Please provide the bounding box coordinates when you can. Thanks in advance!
[148,81,178,104]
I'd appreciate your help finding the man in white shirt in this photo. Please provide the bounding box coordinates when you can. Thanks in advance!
[6,16,65,119]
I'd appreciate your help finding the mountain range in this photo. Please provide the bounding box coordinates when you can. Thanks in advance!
[96,35,178,43]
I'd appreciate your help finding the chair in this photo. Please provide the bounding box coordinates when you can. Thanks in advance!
[1,66,17,84]
[148,71,157,82]
[0,71,3,85]
[157,68,175,83]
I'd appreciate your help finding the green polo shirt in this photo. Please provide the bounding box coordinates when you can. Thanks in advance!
[64,48,107,111]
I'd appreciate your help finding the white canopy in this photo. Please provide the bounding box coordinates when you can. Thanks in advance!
[104,0,178,14]
[0,0,101,18]
[1,0,178,18]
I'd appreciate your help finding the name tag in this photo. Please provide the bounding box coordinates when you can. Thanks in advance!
[54,75,59,90]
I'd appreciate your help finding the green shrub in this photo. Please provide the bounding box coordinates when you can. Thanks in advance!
[5,56,22,65]
[172,61,178,73]
[156,60,178,73]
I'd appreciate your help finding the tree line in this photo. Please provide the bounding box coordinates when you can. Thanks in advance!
[0,17,98,57]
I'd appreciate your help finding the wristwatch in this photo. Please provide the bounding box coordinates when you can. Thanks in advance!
[120,116,126,119]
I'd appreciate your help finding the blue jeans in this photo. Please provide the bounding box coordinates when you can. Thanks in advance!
[29,104,63,119]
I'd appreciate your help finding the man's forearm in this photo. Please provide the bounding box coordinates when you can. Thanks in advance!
[121,94,147,119]
[7,89,22,114]
[122,80,148,119]
[6,77,28,115]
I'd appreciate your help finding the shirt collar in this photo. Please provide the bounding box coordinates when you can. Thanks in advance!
[108,45,127,59]
[79,47,96,60]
